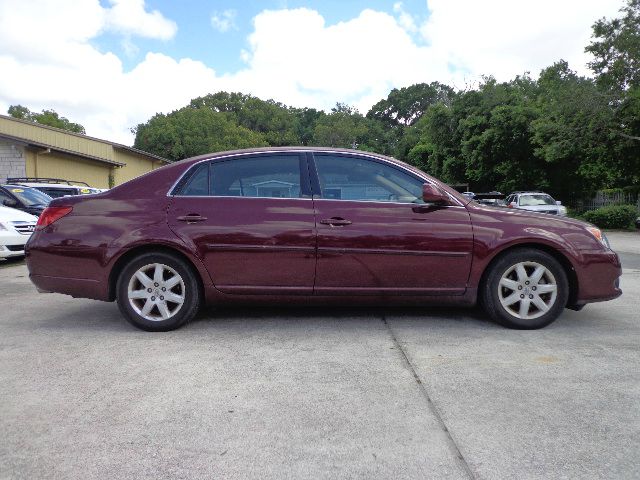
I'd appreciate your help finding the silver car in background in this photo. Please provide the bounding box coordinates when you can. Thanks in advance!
[505,191,567,216]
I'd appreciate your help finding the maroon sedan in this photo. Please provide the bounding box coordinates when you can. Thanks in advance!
[26,147,621,331]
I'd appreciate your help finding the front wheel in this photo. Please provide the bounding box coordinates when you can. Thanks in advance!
[116,252,202,331]
[481,249,569,329]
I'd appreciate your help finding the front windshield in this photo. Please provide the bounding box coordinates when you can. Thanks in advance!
[8,187,52,206]
[519,194,555,206]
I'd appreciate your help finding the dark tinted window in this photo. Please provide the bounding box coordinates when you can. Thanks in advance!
[180,163,209,196]
[0,188,12,203]
[37,187,79,198]
[8,187,51,206]
[314,154,424,203]
[210,155,302,198]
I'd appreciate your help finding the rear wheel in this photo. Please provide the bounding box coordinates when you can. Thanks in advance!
[116,252,201,331]
[482,248,569,329]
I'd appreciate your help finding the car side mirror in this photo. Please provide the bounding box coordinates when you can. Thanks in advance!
[555,201,562,205]
[2,198,18,208]
[422,183,447,204]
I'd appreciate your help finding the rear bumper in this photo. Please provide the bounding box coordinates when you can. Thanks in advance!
[29,274,110,301]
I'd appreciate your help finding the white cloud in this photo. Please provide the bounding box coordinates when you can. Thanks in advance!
[0,1,625,147]
[393,2,418,34]
[211,9,237,33]
[104,0,177,40]
[420,0,620,80]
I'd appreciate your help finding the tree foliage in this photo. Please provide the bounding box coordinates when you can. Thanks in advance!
[8,105,86,134]
[586,0,640,92]
[129,0,638,199]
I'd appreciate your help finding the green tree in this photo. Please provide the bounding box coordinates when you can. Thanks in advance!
[586,0,640,92]
[8,105,86,134]
[133,107,267,161]
[312,103,370,149]
[586,0,640,184]
[531,61,621,198]
[189,92,299,146]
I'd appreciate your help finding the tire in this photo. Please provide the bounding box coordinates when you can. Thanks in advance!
[481,248,569,329]
[116,252,202,331]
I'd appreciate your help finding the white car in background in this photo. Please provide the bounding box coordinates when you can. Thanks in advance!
[0,205,38,259]
[505,191,567,216]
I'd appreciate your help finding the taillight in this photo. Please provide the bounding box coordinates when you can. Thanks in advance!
[36,206,73,230]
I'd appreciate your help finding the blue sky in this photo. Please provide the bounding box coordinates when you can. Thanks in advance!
[0,0,621,144]
[95,0,428,74]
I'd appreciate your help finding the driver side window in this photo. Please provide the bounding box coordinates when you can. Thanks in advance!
[314,154,424,203]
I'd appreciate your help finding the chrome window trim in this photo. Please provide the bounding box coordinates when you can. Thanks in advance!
[163,194,466,208]
[166,149,465,207]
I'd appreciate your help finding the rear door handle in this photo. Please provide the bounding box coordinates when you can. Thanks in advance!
[320,217,352,226]
[177,214,207,223]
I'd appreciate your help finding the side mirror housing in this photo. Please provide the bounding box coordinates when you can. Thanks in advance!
[555,200,562,205]
[422,183,447,204]
[2,198,18,208]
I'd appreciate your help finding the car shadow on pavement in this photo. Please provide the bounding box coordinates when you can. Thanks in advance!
[29,299,498,334]
[30,298,602,335]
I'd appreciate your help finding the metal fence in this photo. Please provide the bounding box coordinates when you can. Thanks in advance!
[570,191,639,212]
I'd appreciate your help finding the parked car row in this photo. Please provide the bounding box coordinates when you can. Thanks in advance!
[6,177,106,198]
[461,190,567,216]
[1,178,106,259]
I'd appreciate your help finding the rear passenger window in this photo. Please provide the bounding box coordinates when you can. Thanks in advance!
[180,163,209,196]
[210,155,302,198]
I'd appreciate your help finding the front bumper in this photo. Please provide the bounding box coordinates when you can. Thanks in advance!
[573,250,622,305]
[0,231,29,258]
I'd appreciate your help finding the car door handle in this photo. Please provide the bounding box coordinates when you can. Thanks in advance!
[320,217,352,226]
[177,214,207,223]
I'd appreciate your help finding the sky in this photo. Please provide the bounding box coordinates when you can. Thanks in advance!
[0,0,622,145]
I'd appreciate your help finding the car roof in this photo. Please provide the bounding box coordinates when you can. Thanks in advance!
[11,182,80,189]
[2,184,43,190]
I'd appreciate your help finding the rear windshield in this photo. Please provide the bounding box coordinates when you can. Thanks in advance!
[519,194,555,206]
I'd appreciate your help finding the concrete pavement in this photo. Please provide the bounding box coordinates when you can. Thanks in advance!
[0,237,639,479]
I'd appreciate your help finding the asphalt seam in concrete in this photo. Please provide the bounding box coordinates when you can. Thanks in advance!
[382,315,476,480]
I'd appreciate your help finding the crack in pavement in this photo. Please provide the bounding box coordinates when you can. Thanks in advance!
[382,315,476,480]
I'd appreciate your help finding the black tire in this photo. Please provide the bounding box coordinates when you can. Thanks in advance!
[481,248,569,329]
[116,252,202,331]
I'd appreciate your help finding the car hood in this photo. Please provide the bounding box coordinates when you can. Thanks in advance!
[0,205,39,223]
[518,205,560,211]
[469,203,587,228]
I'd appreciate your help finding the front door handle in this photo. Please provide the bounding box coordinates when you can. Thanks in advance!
[320,217,352,226]
[177,214,207,223]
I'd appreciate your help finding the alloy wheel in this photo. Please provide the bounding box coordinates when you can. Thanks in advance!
[127,263,185,321]
[498,261,558,320]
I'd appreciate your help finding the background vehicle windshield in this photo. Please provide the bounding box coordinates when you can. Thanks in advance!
[519,194,555,206]
[7,187,52,206]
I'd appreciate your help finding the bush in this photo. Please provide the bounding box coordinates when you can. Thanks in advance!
[582,205,638,229]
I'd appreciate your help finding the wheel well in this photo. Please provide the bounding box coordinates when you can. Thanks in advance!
[478,243,578,307]
[108,244,204,301]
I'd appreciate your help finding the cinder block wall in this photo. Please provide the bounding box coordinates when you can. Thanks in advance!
[0,141,26,183]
